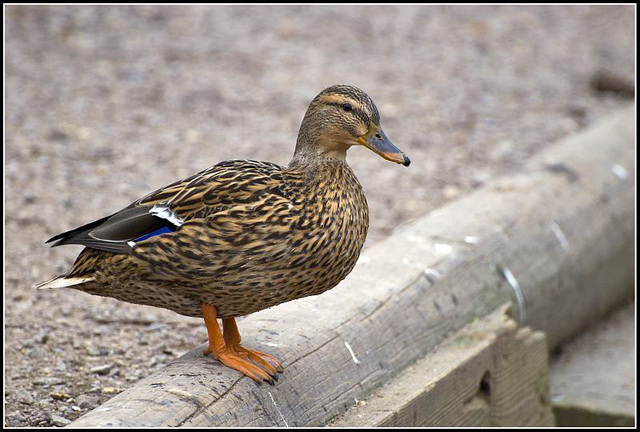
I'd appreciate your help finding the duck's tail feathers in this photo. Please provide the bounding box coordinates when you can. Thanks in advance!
[35,276,94,290]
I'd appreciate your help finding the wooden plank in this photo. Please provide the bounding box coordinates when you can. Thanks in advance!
[550,303,635,426]
[331,304,555,427]
[70,105,635,427]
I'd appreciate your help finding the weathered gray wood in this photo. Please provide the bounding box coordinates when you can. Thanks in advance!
[70,105,635,427]
[331,304,555,427]
[550,304,635,426]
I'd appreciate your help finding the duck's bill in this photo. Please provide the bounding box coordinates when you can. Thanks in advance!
[358,125,410,167]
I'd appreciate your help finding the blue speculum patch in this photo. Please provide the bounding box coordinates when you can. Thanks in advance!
[135,225,175,242]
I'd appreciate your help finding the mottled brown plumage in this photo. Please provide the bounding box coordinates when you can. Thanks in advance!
[60,159,368,319]
[38,84,410,383]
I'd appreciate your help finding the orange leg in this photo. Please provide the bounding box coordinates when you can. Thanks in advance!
[202,303,281,384]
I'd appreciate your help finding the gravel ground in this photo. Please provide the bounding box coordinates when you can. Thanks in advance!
[4,5,634,427]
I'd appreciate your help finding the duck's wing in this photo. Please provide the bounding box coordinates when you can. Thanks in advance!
[46,160,292,254]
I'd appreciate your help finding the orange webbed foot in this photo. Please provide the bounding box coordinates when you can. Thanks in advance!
[207,345,278,384]
[202,304,282,384]
[232,345,284,376]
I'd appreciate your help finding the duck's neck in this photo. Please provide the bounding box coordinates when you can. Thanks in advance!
[291,111,352,167]
[287,147,354,188]
[291,130,355,167]
[288,149,348,170]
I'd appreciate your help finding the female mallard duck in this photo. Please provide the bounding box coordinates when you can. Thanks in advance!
[37,85,410,383]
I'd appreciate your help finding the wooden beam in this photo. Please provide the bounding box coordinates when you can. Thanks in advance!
[331,304,555,427]
[70,105,635,427]
[550,304,635,426]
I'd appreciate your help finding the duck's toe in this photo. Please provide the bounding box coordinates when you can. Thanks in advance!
[233,345,284,375]
[213,349,277,384]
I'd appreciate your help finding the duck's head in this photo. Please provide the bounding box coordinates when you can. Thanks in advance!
[292,85,410,167]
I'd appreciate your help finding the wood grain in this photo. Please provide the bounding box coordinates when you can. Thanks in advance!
[550,304,635,426]
[331,304,554,426]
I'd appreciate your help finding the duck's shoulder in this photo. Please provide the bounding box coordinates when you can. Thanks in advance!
[133,159,285,206]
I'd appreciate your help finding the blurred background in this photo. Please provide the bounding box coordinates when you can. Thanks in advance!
[5,5,634,426]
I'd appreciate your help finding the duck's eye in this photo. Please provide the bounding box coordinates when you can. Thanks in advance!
[342,103,353,112]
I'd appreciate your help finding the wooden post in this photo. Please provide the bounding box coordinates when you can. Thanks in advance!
[70,105,635,427]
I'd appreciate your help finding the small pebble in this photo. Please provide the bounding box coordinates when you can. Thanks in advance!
[90,364,114,375]
[50,415,72,427]
[86,346,109,357]
[76,394,100,409]
[17,390,35,405]
[50,391,70,401]
[8,410,26,425]
[33,377,66,386]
